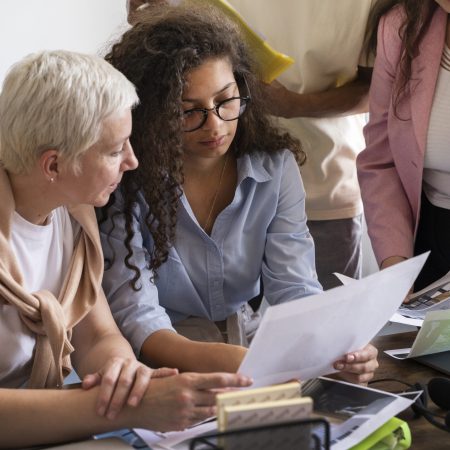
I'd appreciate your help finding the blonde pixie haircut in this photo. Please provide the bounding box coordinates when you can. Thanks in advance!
[0,50,139,174]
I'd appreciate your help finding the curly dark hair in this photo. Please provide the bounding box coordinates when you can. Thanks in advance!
[101,3,305,288]
[364,0,437,116]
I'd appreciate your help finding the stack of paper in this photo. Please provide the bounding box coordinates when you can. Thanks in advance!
[216,381,310,431]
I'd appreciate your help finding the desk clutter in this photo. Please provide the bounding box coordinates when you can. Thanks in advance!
[210,381,324,449]
[129,377,415,449]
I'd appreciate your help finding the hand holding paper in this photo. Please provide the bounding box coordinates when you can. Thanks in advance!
[239,253,428,387]
[333,343,379,384]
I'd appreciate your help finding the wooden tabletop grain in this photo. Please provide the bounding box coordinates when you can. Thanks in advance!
[372,332,450,448]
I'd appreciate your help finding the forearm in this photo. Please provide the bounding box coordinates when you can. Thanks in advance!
[74,333,135,378]
[361,183,414,266]
[140,329,247,373]
[279,80,369,118]
[380,255,407,269]
[0,387,134,448]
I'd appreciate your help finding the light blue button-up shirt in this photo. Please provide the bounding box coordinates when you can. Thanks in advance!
[100,149,322,355]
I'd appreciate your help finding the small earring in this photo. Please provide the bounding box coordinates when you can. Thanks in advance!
[50,177,55,183]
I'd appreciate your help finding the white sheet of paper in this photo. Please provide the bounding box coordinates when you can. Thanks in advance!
[389,312,423,327]
[238,253,428,387]
[333,272,355,285]
[384,348,412,360]
[335,273,423,327]
[134,420,217,450]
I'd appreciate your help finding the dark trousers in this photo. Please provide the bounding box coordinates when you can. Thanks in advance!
[414,193,450,291]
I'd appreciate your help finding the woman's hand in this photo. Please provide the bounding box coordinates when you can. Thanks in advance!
[333,344,379,385]
[137,372,253,431]
[260,80,299,118]
[82,357,178,420]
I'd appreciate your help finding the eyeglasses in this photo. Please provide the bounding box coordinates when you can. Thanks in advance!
[182,95,250,132]
[182,76,251,132]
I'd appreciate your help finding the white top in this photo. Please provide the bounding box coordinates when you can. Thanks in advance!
[229,0,375,220]
[423,45,450,209]
[0,207,75,387]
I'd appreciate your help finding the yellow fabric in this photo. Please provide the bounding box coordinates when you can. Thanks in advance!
[0,168,102,388]
[192,0,294,83]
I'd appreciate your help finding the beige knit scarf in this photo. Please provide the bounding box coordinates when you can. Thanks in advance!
[0,168,103,388]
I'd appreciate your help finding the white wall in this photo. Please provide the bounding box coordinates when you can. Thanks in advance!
[0,0,128,85]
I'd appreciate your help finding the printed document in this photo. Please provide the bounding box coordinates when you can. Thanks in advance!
[238,253,428,387]
[398,270,450,320]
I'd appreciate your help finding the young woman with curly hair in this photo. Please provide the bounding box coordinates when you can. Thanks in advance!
[100,3,378,383]
[358,0,450,291]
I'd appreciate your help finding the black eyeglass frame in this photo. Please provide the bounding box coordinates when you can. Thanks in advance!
[182,76,251,132]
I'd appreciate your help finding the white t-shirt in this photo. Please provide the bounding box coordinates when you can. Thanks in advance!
[229,0,375,220]
[0,207,75,387]
[423,45,450,209]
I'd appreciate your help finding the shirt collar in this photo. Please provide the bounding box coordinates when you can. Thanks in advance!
[237,152,272,185]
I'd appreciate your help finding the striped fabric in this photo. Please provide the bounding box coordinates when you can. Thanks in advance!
[441,45,450,71]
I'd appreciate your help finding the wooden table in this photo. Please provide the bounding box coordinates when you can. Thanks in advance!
[373,332,450,448]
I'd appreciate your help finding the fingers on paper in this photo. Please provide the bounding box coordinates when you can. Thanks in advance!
[334,344,379,383]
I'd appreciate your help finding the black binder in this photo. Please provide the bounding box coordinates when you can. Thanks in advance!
[188,418,330,450]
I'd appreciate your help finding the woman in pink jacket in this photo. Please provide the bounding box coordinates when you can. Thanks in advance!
[358,0,450,291]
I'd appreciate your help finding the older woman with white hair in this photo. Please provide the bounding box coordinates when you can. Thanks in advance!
[0,50,251,449]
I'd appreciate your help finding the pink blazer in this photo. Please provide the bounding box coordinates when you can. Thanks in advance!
[357,6,447,266]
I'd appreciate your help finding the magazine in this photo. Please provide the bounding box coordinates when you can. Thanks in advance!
[301,378,414,450]
[398,271,450,320]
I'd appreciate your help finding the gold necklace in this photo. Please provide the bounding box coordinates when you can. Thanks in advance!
[203,152,229,233]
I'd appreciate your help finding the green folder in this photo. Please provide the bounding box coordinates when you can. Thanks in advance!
[351,417,411,450]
